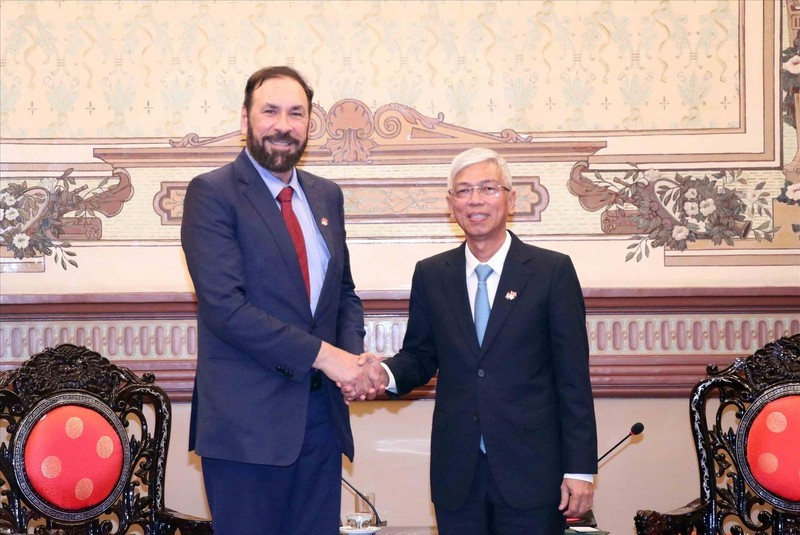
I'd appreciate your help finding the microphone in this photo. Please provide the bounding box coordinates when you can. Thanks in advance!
[567,423,645,528]
[341,477,387,526]
[597,422,644,462]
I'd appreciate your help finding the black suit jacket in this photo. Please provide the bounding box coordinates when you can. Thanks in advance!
[181,149,365,465]
[386,232,597,510]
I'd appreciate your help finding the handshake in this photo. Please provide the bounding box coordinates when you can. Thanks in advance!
[341,352,388,404]
[314,342,388,404]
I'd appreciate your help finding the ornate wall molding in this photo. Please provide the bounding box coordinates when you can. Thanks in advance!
[93,102,608,169]
[98,100,604,240]
[2,289,797,400]
[155,175,550,227]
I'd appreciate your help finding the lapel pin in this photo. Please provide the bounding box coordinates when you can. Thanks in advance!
[320,217,328,226]
[505,291,517,300]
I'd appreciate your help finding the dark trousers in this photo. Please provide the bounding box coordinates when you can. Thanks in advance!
[435,452,566,535]
[201,389,341,535]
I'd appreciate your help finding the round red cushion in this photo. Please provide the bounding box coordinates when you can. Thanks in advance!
[24,405,124,510]
[745,395,800,501]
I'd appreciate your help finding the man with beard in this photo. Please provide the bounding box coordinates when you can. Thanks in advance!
[181,66,375,535]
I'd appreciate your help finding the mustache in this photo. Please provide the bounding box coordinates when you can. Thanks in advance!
[262,133,298,145]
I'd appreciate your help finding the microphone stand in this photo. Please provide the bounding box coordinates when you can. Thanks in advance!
[598,422,644,463]
[568,423,645,528]
[341,477,387,526]
[598,434,634,463]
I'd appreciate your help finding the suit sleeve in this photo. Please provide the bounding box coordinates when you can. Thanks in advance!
[385,262,441,395]
[334,185,366,355]
[549,255,598,474]
[181,173,321,378]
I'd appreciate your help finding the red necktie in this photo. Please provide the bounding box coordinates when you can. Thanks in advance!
[276,187,310,299]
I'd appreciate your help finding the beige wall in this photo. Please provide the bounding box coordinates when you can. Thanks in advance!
[1,0,796,290]
[162,398,699,534]
[1,1,798,534]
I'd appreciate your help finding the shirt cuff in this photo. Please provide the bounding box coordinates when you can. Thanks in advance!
[564,473,594,483]
[380,362,398,393]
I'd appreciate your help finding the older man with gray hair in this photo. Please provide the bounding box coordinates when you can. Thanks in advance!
[360,147,598,534]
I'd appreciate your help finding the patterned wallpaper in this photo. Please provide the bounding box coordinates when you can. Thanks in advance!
[2,0,745,138]
[0,0,797,280]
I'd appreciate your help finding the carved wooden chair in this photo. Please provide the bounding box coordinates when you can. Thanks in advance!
[0,344,213,534]
[634,333,800,534]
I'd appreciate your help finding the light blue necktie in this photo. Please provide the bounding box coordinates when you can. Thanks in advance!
[474,264,493,454]
[474,264,493,346]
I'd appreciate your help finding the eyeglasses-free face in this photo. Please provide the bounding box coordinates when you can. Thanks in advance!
[241,76,310,183]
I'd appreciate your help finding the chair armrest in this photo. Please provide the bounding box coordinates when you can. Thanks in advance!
[156,508,214,535]
[634,498,708,535]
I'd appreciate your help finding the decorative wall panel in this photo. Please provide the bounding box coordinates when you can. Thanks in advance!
[2,290,797,399]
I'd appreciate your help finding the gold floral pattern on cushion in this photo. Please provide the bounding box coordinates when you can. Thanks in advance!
[65,416,84,439]
[96,435,115,459]
[757,452,779,474]
[766,410,788,432]
[40,456,61,479]
[23,405,123,510]
[74,478,94,501]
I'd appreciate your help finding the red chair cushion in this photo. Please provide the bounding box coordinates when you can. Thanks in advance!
[23,405,123,510]
[745,394,800,501]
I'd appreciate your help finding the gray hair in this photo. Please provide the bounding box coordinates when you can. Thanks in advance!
[447,148,513,190]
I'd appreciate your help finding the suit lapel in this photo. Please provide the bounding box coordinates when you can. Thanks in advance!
[297,171,335,259]
[479,235,534,354]
[442,244,481,354]
[236,151,309,302]
[297,170,339,311]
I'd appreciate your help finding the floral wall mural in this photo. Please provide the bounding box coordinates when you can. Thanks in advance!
[1,169,132,269]
[0,0,796,282]
[0,0,800,280]
[569,166,783,262]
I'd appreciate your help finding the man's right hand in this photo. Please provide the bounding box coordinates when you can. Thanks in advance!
[313,342,381,404]
[334,351,388,403]
[356,352,388,401]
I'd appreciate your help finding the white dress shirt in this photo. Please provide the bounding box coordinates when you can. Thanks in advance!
[383,231,592,483]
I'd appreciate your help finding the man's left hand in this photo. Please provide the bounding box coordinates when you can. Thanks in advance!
[558,477,594,518]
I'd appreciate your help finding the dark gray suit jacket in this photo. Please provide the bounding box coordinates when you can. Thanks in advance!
[181,149,364,465]
[386,232,597,510]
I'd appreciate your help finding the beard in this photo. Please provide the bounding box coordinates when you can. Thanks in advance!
[246,125,308,175]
